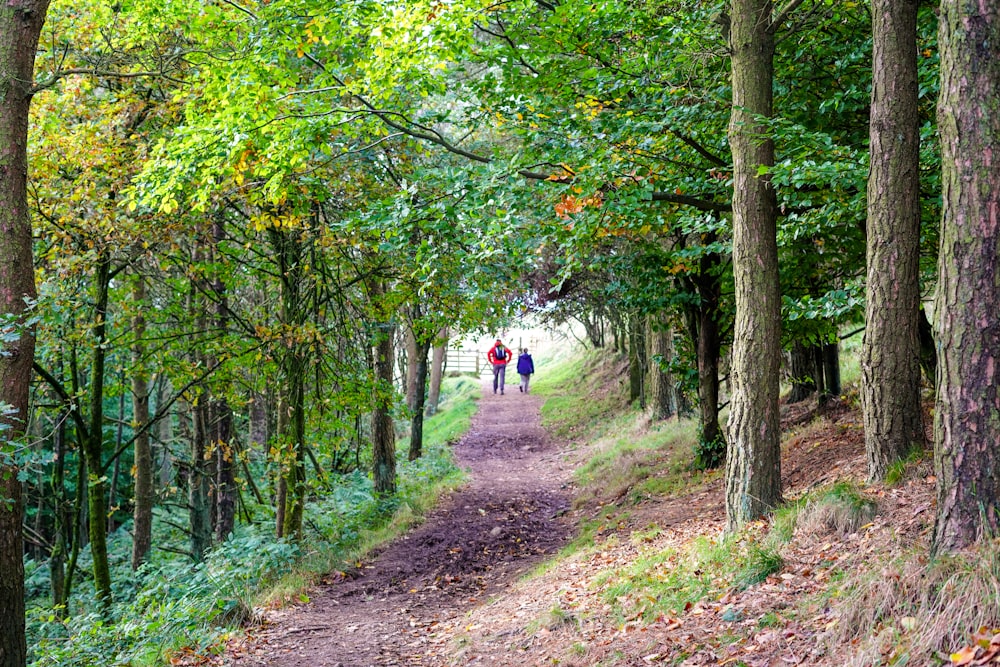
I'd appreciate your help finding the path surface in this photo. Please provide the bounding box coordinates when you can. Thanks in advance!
[229,379,573,667]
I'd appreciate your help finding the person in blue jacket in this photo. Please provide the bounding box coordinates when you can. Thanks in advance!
[517,348,535,394]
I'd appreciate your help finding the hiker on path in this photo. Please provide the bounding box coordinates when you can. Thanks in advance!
[487,339,511,394]
[517,348,535,394]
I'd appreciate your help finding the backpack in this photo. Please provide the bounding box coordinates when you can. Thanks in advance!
[494,346,507,361]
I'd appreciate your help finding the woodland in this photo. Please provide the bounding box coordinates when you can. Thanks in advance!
[1,0,999,665]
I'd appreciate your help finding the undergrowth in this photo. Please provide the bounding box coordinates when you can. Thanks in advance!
[832,545,1000,666]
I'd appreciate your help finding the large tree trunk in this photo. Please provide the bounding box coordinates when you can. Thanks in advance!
[1,5,48,664]
[862,0,923,481]
[131,274,153,570]
[725,0,782,530]
[932,0,1000,554]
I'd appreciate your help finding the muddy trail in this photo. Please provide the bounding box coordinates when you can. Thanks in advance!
[229,379,574,667]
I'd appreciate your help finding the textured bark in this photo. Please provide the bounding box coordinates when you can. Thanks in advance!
[932,0,1000,554]
[131,275,153,570]
[862,0,924,482]
[190,398,212,561]
[725,0,782,530]
[1,4,48,663]
[694,249,725,448]
[649,317,678,421]
[408,337,430,461]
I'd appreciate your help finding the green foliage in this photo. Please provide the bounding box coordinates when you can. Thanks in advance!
[692,431,726,471]
[28,528,298,666]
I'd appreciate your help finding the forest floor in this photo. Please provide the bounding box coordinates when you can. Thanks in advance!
[224,378,941,667]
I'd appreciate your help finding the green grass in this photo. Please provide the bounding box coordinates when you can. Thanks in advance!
[532,353,626,440]
[591,533,784,624]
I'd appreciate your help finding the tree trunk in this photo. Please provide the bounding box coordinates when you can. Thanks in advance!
[190,398,212,561]
[788,341,816,403]
[131,274,153,570]
[156,378,174,488]
[932,0,1000,554]
[279,353,306,539]
[822,342,841,400]
[725,0,782,530]
[1,4,48,663]
[82,253,113,608]
[370,280,397,496]
[210,221,235,542]
[917,305,936,385]
[862,0,923,481]
[649,316,678,421]
[425,329,448,417]
[213,397,235,542]
[404,326,419,411]
[408,337,431,461]
[49,409,67,612]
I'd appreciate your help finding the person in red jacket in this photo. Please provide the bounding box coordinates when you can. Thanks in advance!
[487,339,511,394]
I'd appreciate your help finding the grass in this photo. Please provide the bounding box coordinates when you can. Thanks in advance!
[588,531,787,624]
[532,353,627,440]
[831,545,1000,665]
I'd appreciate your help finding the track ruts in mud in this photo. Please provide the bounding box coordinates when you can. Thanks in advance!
[230,380,573,667]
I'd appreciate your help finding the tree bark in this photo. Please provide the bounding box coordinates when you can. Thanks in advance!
[210,221,235,542]
[82,253,113,607]
[370,280,397,496]
[131,274,153,570]
[1,4,48,663]
[862,0,924,481]
[687,243,725,452]
[725,0,782,530]
[649,316,677,421]
[408,336,431,461]
[932,0,1000,554]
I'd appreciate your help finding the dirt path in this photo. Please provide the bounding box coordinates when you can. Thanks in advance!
[229,378,574,667]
